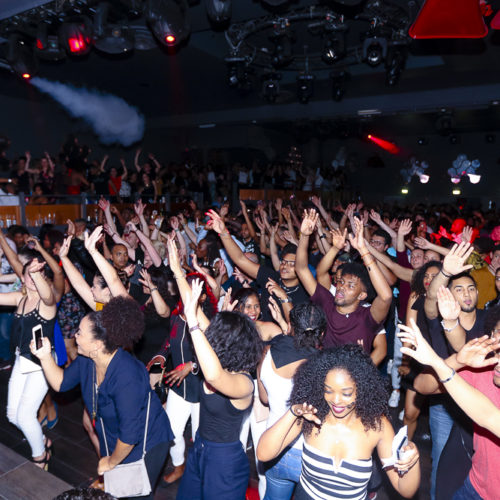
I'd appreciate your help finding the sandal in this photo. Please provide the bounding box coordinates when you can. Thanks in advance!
[32,451,50,471]
[44,437,54,457]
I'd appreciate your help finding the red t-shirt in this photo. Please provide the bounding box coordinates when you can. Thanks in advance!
[459,366,500,500]
[311,283,381,353]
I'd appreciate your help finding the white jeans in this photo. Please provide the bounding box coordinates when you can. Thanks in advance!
[165,389,200,466]
[7,355,48,457]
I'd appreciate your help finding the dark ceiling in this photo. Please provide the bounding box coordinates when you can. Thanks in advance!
[1,0,500,136]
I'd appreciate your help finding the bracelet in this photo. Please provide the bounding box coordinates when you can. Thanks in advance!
[150,287,158,293]
[191,362,199,375]
[440,269,452,279]
[364,259,376,267]
[189,325,201,333]
[360,252,370,259]
[439,367,456,384]
[319,234,326,239]
[441,319,459,333]
[173,274,185,280]
[289,406,300,418]
[220,231,231,238]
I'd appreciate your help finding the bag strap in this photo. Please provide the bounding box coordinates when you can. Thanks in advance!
[99,392,151,459]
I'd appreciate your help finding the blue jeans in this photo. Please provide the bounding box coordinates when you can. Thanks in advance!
[176,433,249,500]
[452,475,483,500]
[264,447,302,500]
[429,401,454,500]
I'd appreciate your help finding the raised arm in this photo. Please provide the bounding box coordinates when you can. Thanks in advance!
[311,195,338,231]
[414,237,450,258]
[436,286,467,351]
[30,337,64,391]
[424,242,473,320]
[240,200,257,241]
[139,268,170,318]
[98,198,117,235]
[350,218,392,324]
[315,228,346,289]
[59,236,97,310]
[0,232,22,277]
[369,210,397,246]
[134,200,150,238]
[365,242,413,283]
[183,278,254,400]
[133,226,162,267]
[85,226,129,299]
[296,209,320,296]
[207,209,260,279]
[399,319,500,438]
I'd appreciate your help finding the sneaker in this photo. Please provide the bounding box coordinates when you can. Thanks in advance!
[388,389,400,408]
[399,409,405,421]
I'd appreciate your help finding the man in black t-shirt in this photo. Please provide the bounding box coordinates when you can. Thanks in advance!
[206,210,308,322]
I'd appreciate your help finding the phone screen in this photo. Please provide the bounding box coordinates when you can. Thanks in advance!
[397,436,409,460]
[32,325,44,350]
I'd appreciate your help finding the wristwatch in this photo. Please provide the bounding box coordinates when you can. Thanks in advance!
[441,319,459,332]
[279,297,291,304]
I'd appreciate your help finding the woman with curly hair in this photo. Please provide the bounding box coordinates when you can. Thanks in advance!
[31,296,173,499]
[258,345,420,500]
[167,237,264,500]
[258,301,326,500]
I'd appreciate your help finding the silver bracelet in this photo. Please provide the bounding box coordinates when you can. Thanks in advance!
[439,368,456,384]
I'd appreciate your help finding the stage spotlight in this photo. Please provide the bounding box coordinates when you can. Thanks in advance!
[363,37,387,67]
[322,34,345,64]
[60,19,93,55]
[206,0,231,24]
[262,73,281,103]
[367,134,400,155]
[35,23,66,61]
[146,0,190,48]
[93,3,135,54]
[401,187,409,194]
[6,36,39,78]
[297,73,314,104]
[452,188,461,195]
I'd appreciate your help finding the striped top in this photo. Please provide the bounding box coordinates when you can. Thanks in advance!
[299,442,372,500]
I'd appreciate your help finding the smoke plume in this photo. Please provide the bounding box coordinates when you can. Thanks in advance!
[30,77,145,147]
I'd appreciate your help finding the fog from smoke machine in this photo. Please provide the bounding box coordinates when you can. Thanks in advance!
[30,78,145,146]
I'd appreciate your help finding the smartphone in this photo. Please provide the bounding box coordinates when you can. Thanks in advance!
[396,435,409,461]
[32,325,44,350]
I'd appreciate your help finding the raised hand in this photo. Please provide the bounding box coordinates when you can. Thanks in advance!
[66,219,76,237]
[185,278,203,319]
[300,209,319,236]
[460,226,473,244]
[239,199,247,213]
[442,241,473,277]
[414,236,431,250]
[398,219,412,236]
[456,336,500,368]
[27,258,45,274]
[282,230,298,246]
[290,403,322,425]
[281,207,291,221]
[348,217,366,252]
[275,197,283,212]
[221,288,239,312]
[98,198,110,212]
[345,203,356,219]
[398,318,440,367]
[206,209,226,234]
[437,286,460,321]
[30,336,52,361]
[330,227,347,250]
[169,216,179,231]
[310,195,322,208]
[254,216,265,233]
[268,296,288,333]
[134,199,145,216]
[103,223,114,236]
[266,278,288,302]
[138,268,154,290]
[166,233,182,274]
[59,235,73,259]
[26,236,42,253]
[84,226,103,253]
[219,203,229,219]
[369,208,381,225]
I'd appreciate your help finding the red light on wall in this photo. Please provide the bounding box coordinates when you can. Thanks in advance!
[367,134,400,155]
[165,35,176,44]
[22,73,31,79]
[36,39,44,50]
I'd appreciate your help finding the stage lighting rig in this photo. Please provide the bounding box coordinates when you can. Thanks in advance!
[331,70,349,101]
[146,0,191,47]
[385,46,406,86]
[6,35,38,79]
[363,37,387,66]
[297,72,314,104]
[93,3,135,55]
[206,0,232,24]
[60,18,93,55]
[262,72,281,103]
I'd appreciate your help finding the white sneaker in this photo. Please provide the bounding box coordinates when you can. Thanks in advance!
[387,359,393,375]
[388,389,400,408]
[399,409,405,421]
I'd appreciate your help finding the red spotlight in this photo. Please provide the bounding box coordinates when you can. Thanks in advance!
[68,33,88,53]
[36,39,44,50]
[165,34,176,44]
[367,134,400,155]
[22,73,31,79]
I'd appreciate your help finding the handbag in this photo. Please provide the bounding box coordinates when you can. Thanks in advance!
[100,393,152,498]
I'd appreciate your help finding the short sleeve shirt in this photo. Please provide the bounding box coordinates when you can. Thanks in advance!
[311,283,381,353]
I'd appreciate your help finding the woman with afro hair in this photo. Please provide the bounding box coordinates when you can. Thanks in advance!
[30,296,173,499]
[258,345,421,500]
[167,236,264,500]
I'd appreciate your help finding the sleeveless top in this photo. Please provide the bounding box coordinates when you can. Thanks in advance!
[198,374,253,443]
[298,442,372,500]
[10,297,55,363]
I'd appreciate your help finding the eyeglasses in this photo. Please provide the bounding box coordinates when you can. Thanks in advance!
[280,259,295,267]
[369,240,384,247]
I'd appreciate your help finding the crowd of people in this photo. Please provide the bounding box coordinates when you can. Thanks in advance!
[0,135,346,206]
[0,140,499,500]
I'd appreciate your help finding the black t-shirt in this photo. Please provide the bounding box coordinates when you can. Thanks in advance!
[256,265,309,322]
[426,308,486,358]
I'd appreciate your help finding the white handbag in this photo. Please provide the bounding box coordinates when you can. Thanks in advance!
[101,393,152,498]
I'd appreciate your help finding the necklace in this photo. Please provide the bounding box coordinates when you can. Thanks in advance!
[280,280,299,294]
